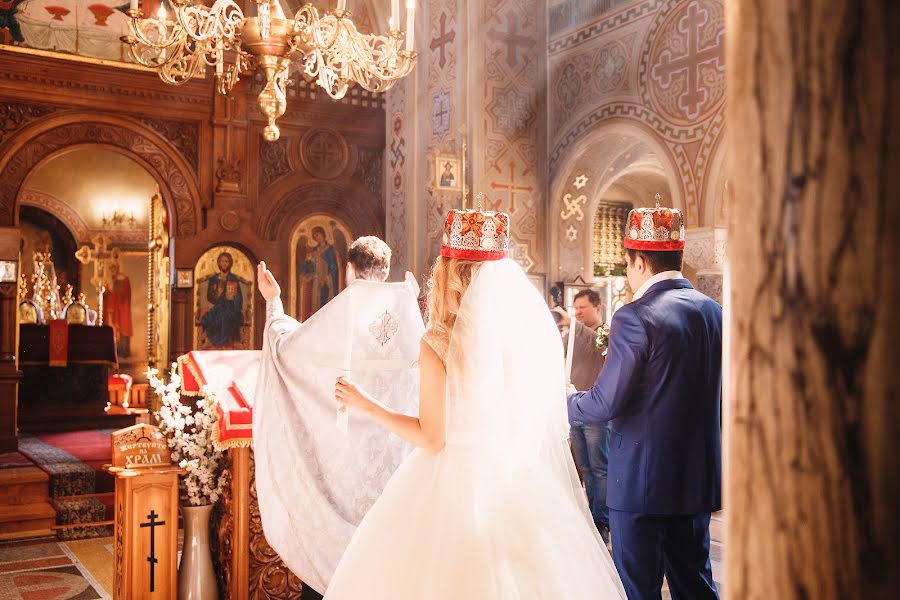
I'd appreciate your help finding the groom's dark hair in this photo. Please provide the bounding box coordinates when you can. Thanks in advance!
[348,236,392,281]
[626,249,683,274]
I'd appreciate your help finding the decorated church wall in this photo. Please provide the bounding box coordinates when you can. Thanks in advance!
[547,0,727,297]
[386,0,549,291]
[0,0,388,356]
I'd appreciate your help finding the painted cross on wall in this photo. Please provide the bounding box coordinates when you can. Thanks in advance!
[429,12,456,69]
[487,13,536,68]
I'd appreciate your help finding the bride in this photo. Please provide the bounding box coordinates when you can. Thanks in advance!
[326,207,625,599]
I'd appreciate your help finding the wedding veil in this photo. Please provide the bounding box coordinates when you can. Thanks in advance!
[443,258,624,597]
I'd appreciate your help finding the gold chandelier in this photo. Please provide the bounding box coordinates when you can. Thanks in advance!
[123,0,418,141]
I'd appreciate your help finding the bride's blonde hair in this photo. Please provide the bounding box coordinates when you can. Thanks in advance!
[425,256,482,349]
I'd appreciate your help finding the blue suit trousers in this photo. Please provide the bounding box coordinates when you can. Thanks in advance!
[610,510,719,600]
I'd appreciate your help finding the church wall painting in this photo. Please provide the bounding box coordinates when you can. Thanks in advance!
[547,0,727,280]
[0,0,163,64]
[79,250,149,369]
[435,155,460,191]
[193,246,255,351]
[20,220,66,291]
[479,0,545,275]
[289,215,352,322]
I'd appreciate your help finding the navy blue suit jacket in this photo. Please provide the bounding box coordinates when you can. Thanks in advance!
[568,278,722,515]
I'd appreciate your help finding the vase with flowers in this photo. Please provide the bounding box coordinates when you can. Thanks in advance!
[148,363,227,600]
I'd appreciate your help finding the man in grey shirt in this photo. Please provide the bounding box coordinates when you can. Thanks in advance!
[558,289,610,542]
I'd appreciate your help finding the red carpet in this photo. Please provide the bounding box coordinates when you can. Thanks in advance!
[33,430,115,494]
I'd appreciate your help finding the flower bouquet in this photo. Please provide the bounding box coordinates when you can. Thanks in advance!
[595,323,611,356]
[147,363,227,506]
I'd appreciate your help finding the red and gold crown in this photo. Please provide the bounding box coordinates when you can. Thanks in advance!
[440,198,510,261]
[623,197,685,251]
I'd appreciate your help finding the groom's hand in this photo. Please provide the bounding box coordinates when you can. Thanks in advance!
[257,261,281,301]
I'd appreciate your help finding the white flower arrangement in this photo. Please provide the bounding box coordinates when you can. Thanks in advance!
[148,363,228,506]
[595,323,611,356]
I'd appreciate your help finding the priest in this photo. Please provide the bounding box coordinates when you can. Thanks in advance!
[253,236,424,595]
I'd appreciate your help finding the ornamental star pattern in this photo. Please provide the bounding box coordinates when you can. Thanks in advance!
[565,225,578,242]
[573,174,589,189]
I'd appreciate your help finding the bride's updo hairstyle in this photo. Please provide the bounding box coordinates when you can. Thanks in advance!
[426,201,511,345]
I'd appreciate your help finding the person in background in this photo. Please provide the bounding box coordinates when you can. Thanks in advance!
[556,289,610,543]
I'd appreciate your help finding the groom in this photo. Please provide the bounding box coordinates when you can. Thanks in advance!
[567,205,722,600]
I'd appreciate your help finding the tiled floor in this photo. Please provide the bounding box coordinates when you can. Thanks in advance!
[0,536,112,599]
[0,528,723,599]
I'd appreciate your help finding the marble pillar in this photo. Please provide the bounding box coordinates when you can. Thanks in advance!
[726,1,900,598]
[683,227,727,304]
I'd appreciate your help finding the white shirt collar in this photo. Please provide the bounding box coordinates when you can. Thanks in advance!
[631,270,684,301]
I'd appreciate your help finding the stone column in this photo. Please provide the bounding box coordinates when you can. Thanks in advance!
[683,227,727,304]
[726,2,899,599]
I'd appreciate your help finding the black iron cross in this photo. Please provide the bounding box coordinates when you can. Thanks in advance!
[140,509,166,592]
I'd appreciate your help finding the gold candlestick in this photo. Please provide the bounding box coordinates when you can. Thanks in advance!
[98,285,105,326]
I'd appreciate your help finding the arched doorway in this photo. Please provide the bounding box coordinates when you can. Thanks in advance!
[19,147,161,373]
[0,114,196,442]
[551,124,682,283]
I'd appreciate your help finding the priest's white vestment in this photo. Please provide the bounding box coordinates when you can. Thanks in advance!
[253,277,424,593]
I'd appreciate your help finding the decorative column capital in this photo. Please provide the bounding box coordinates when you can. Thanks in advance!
[683,226,727,274]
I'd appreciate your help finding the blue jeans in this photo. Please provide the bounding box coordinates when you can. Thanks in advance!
[570,422,610,526]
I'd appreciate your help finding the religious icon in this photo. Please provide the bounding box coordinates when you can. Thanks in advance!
[0,260,16,283]
[194,246,254,350]
[103,261,133,358]
[18,300,41,324]
[291,216,352,321]
[175,268,194,289]
[64,302,88,325]
[435,156,461,191]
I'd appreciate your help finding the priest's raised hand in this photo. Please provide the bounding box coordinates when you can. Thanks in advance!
[257,261,281,301]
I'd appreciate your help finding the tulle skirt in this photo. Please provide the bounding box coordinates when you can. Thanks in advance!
[324,443,625,599]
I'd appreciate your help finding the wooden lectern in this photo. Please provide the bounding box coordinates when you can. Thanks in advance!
[104,424,184,600]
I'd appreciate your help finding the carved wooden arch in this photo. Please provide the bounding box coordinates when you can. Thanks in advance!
[0,112,200,236]
[257,176,384,243]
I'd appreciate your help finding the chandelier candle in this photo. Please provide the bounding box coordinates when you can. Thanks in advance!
[391,0,399,30]
[405,0,415,50]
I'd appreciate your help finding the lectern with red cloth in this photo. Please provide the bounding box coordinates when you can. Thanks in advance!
[175,351,302,599]
[177,351,259,449]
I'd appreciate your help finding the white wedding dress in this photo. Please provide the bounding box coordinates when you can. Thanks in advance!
[324,259,625,599]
